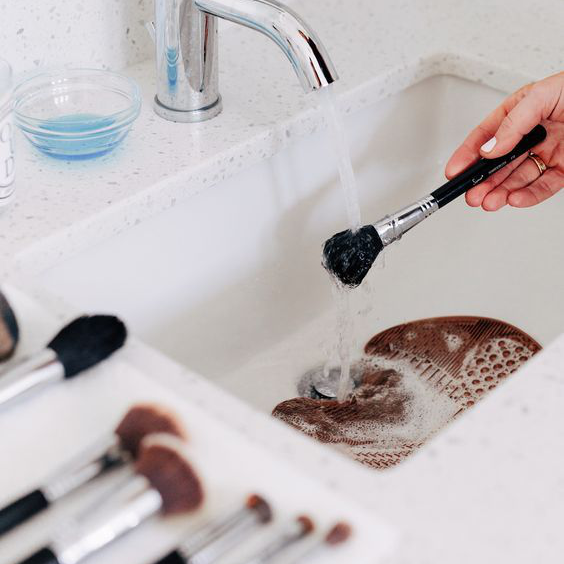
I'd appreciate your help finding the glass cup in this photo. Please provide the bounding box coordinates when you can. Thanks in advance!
[0,60,15,209]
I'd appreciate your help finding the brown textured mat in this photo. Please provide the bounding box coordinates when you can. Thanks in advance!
[272,316,541,470]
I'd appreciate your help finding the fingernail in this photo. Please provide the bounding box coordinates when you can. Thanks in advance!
[481,137,497,153]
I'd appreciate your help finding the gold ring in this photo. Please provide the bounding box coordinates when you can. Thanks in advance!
[527,152,547,176]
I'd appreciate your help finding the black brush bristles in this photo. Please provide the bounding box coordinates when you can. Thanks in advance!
[322,225,383,288]
[47,315,127,378]
[0,290,19,361]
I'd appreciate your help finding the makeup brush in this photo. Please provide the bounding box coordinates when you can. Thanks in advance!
[154,494,272,564]
[235,515,314,564]
[0,403,186,536]
[289,522,352,563]
[323,124,547,287]
[17,435,203,564]
[0,315,127,409]
[0,289,19,362]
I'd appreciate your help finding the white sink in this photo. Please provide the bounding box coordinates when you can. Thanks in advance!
[36,75,564,424]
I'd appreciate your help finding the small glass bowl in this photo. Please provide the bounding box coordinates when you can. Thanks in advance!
[13,69,141,160]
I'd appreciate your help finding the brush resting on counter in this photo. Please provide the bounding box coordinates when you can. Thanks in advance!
[233,515,315,564]
[0,290,19,361]
[0,403,185,536]
[0,315,127,409]
[153,495,273,564]
[288,522,352,564]
[323,124,547,288]
[17,436,204,564]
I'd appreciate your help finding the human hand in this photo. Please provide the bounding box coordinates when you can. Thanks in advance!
[445,71,564,211]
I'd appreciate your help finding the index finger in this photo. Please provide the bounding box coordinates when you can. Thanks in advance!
[444,84,533,179]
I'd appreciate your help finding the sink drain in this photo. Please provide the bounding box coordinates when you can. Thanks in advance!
[298,364,364,400]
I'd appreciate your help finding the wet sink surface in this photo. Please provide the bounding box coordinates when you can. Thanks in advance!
[36,75,564,424]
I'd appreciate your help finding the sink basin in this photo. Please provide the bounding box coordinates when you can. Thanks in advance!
[35,75,564,444]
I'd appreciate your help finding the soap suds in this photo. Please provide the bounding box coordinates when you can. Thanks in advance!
[273,316,542,469]
[274,358,459,452]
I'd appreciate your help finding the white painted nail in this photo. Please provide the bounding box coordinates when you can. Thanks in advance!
[481,137,497,153]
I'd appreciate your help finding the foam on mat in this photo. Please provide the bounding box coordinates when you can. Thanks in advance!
[273,316,541,469]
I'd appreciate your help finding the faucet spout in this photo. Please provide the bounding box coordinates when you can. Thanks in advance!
[194,0,338,92]
[153,0,338,122]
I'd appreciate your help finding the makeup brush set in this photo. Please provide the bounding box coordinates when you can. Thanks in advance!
[0,290,358,564]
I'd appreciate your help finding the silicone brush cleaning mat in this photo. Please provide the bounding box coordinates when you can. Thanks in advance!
[272,316,542,470]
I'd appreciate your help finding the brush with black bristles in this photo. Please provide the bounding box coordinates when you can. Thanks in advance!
[154,494,272,564]
[0,289,19,362]
[16,435,204,564]
[323,124,547,288]
[0,314,127,409]
[289,522,352,563]
[0,403,186,536]
[235,515,315,564]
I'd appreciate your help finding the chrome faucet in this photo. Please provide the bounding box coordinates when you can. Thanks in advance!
[153,0,338,122]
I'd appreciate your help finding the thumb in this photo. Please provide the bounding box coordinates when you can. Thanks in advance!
[479,87,545,158]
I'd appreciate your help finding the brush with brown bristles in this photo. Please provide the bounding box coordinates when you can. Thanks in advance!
[289,522,352,563]
[0,404,186,536]
[235,515,315,564]
[154,494,273,564]
[16,435,204,564]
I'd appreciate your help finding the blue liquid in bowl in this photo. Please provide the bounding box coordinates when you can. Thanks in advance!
[30,113,129,160]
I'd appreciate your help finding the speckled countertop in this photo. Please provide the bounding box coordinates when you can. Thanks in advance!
[2,0,564,276]
[1,2,564,561]
[3,284,564,564]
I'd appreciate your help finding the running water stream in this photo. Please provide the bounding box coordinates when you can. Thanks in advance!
[318,85,362,229]
[318,84,363,401]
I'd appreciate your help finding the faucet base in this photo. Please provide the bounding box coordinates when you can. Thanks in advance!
[153,96,223,123]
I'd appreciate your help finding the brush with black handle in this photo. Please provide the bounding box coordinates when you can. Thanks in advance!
[0,403,186,536]
[0,315,127,409]
[16,435,204,564]
[323,124,547,288]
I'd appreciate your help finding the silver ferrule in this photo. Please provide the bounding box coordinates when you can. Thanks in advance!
[0,348,63,408]
[373,195,439,247]
[240,519,308,564]
[53,475,161,564]
[179,505,260,564]
[42,435,125,503]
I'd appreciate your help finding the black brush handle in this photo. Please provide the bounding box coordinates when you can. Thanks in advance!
[431,124,547,208]
[153,551,186,564]
[17,548,60,564]
[0,489,49,535]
